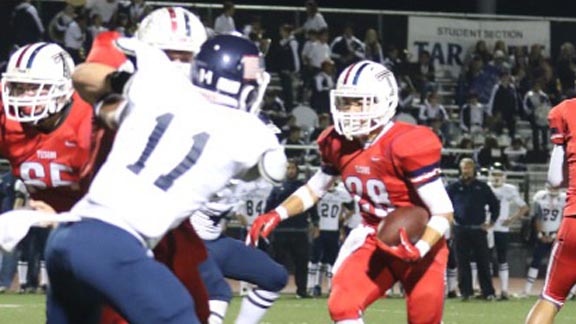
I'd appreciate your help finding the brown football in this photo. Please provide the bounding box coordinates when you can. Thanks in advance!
[376,206,429,246]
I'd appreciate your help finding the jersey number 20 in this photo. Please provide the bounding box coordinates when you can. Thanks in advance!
[127,113,209,191]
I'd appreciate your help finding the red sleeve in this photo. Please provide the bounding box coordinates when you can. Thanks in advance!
[316,126,340,176]
[85,31,131,70]
[549,102,567,145]
[392,126,442,187]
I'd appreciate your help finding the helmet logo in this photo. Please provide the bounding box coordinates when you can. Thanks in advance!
[197,68,214,85]
[53,52,71,78]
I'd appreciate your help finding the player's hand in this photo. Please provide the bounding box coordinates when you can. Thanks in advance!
[29,200,56,214]
[376,228,422,262]
[246,211,282,246]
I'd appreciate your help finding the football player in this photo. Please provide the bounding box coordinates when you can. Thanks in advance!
[307,179,353,297]
[523,185,567,296]
[188,35,287,324]
[84,7,212,324]
[39,31,286,324]
[487,162,529,300]
[249,60,454,324]
[526,98,576,323]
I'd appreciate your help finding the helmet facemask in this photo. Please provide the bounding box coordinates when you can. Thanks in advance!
[330,61,399,140]
[330,88,396,140]
[1,74,73,124]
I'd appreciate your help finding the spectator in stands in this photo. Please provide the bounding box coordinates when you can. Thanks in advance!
[504,137,528,171]
[493,40,509,61]
[311,59,335,115]
[302,28,331,73]
[456,55,493,106]
[489,50,511,75]
[295,0,328,35]
[85,0,119,27]
[475,135,507,169]
[87,13,109,41]
[214,1,236,35]
[291,102,319,136]
[459,91,488,136]
[278,24,300,110]
[523,78,552,151]
[418,91,448,126]
[114,12,131,36]
[122,0,149,26]
[48,4,76,45]
[410,50,436,101]
[261,90,289,130]
[488,70,519,139]
[364,28,384,63]
[9,0,45,47]
[555,42,576,98]
[281,126,306,163]
[528,44,546,75]
[469,40,492,65]
[330,23,365,74]
[447,158,499,301]
[309,113,331,143]
[64,13,87,64]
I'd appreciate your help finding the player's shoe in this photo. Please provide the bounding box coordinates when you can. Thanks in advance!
[0,286,6,294]
[313,285,322,297]
[447,290,458,298]
[497,292,509,301]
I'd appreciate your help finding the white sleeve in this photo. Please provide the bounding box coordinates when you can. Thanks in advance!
[511,186,527,207]
[306,169,337,198]
[548,145,565,187]
[416,178,454,215]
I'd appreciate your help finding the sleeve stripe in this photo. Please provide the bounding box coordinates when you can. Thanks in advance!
[410,168,441,185]
[406,162,441,178]
[551,134,564,140]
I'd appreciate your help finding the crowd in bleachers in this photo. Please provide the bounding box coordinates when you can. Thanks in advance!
[4,1,576,175]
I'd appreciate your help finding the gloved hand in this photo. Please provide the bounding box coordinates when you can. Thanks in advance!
[376,228,423,262]
[246,210,282,246]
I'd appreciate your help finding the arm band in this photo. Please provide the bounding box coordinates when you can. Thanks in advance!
[427,215,451,236]
[415,240,431,257]
[274,206,289,220]
[548,145,565,187]
[294,186,315,211]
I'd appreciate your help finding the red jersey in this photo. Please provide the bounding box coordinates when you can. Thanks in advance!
[549,99,576,216]
[0,93,103,212]
[318,122,442,226]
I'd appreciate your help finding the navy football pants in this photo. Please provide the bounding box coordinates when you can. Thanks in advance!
[45,219,200,324]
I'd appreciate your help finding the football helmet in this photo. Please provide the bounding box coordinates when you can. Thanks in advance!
[136,6,206,54]
[1,43,74,123]
[330,60,399,139]
[488,162,506,187]
[136,7,207,77]
[191,35,270,114]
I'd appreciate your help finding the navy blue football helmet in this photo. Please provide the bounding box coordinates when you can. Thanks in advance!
[191,35,270,114]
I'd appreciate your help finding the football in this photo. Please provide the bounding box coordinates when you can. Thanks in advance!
[376,206,429,246]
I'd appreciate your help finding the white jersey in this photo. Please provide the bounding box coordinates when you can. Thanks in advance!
[489,183,527,232]
[316,183,352,231]
[235,178,274,226]
[71,42,282,247]
[533,190,566,235]
[344,196,362,230]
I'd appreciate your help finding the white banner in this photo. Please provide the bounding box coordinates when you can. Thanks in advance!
[407,17,551,78]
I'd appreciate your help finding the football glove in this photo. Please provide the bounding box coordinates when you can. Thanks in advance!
[246,210,282,246]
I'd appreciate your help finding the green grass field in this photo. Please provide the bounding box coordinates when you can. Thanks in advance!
[2,293,576,323]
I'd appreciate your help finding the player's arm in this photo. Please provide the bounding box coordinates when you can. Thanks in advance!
[413,178,454,255]
[247,169,336,245]
[548,103,568,188]
[548,144,567,188]
[72,63,133,130]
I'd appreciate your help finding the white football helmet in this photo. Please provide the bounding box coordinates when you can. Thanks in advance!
[330,60,399,139]
[136,7,207,55]
[1,43,74,123]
